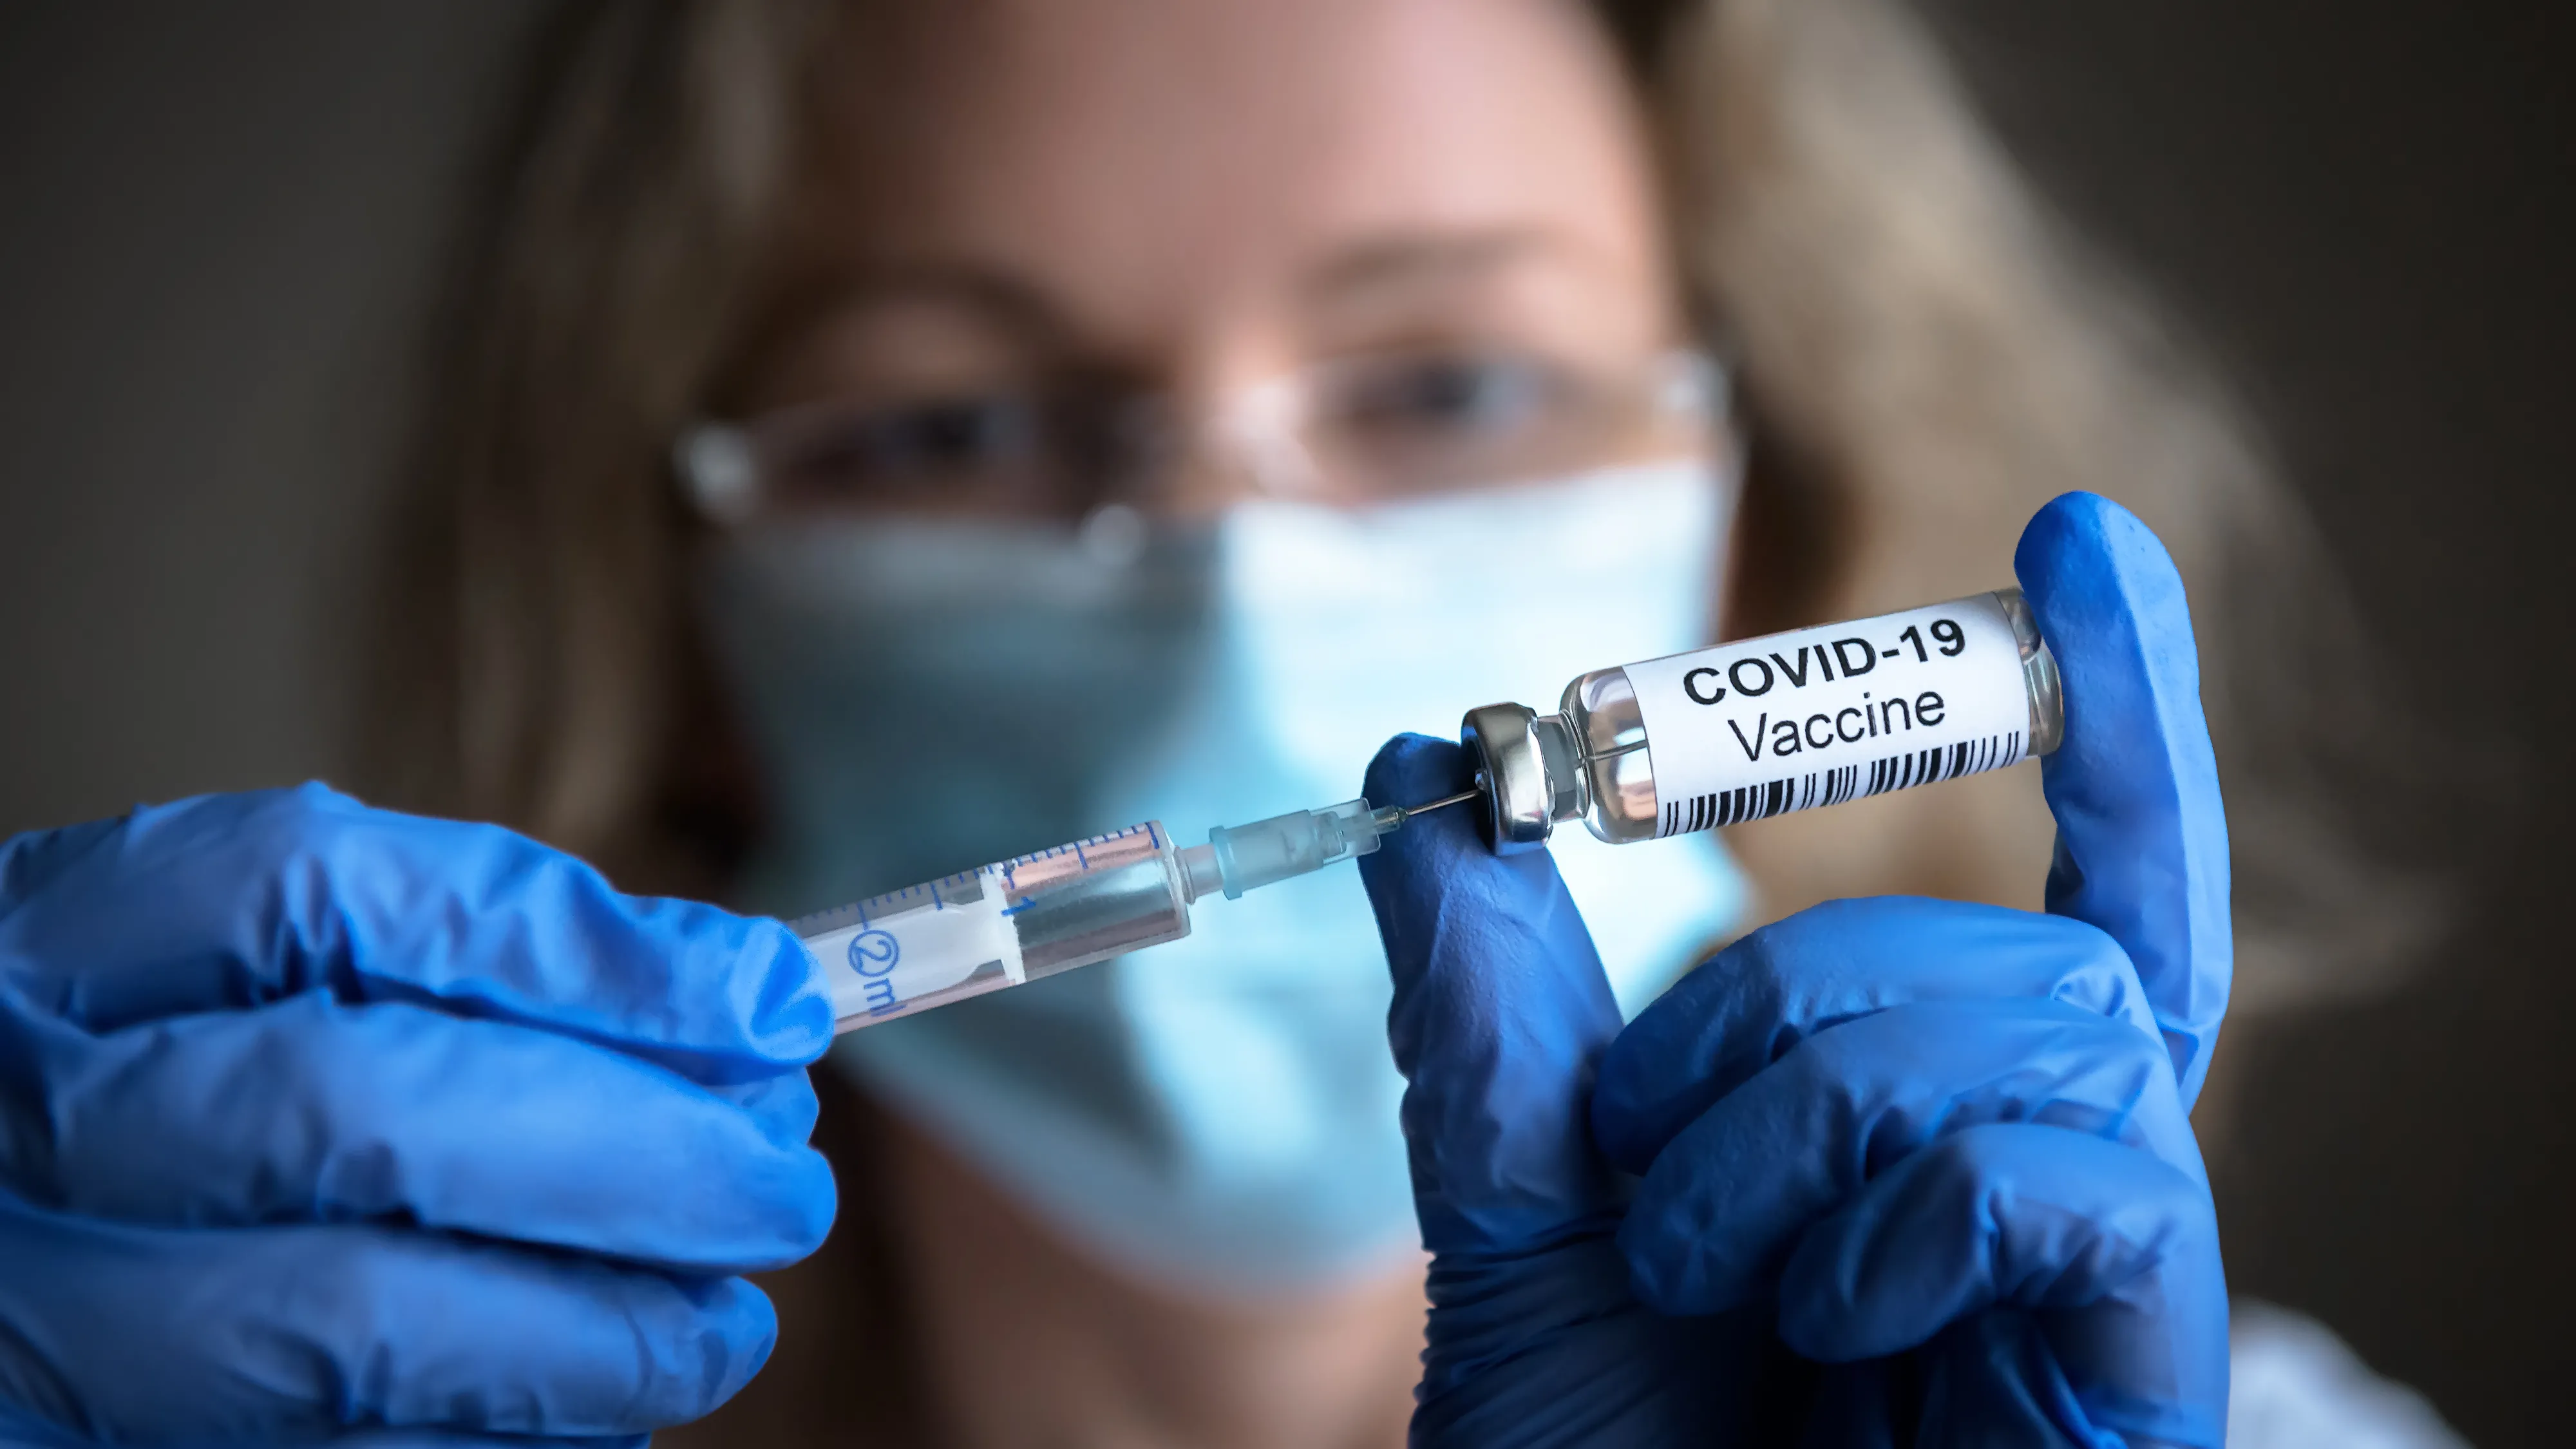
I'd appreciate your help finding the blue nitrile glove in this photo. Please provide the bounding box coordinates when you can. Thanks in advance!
[1359,490,2231,1447]
[0,784,837,1447]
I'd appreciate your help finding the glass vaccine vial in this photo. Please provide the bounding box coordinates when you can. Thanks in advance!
[1461,588,2065,853]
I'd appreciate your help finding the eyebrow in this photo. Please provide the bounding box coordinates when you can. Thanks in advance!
[782,263,1083,350]
[749,226,1605,375]
[1296,226,1600,308]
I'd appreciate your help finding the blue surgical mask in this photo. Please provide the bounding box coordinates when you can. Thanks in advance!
[699,459,1748,1297]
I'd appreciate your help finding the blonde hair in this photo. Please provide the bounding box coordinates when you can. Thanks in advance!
[370,0,2429,1003]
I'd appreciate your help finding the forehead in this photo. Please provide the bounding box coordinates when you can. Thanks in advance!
[792,0,1662,345]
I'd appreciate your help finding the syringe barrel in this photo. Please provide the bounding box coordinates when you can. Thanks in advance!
[793,822,1192,1033]
[1464,587,2063,853]
[1013,847,1192,973]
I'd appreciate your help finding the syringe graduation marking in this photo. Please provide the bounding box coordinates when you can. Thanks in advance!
[1660,730,2023,835]
[797,818,1198,1035]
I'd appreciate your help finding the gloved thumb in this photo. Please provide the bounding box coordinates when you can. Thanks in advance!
[2015,492,2232,1112]
[1359,734,1627,1258]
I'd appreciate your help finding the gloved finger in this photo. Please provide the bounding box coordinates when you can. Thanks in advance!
[0,1430,571,1449]
[1778,1122,2228,1449]
[0,784,832,1085]
[298,1436,647,1448]
[0,815,122,909]
[1593,897,2156,1172]
[703,1067,825,1153]
[0,994,833,1272]
[2016,492,2231,1111]
[0,1190,781,1443]
[1618,998,2198,1316]
[1359,734,1625,1257]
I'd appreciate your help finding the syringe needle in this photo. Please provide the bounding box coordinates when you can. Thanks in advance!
[1394,788,1481,820]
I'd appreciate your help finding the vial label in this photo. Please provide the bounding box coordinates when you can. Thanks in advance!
[795,870,1027,1028]
[1621,592,2032,837]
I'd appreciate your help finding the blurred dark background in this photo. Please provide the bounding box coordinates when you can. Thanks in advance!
[1,2,2567,1442]
[1923,6,2576,1441]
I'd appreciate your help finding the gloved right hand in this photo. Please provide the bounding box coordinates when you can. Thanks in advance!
[0,784,836,1446]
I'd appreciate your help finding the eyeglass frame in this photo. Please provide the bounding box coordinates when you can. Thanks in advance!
[674,347,1732,529]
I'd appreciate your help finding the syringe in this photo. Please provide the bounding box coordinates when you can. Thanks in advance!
[793,791,1477,1032]
[795,583,2066,1031]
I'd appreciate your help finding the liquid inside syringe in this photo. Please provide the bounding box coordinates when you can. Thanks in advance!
[794,793,1470,1032]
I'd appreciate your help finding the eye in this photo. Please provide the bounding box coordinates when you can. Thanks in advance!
[1309,352,1608,495]
[1329,354,1569,441]
[781,392,1045,500]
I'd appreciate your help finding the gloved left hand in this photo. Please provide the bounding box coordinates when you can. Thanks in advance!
[1359,491,2232,1446]
[0,785,837,1446]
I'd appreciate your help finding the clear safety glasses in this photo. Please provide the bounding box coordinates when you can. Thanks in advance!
[675,348,1729,527]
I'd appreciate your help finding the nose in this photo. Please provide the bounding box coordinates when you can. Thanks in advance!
[1142,379,1323,518]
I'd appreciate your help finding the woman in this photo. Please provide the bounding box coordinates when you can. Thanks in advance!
[0,0,2429,1445]
[351,0,2433,1443]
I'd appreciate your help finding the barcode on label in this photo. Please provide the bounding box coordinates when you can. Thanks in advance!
[1658,730,2025,836]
